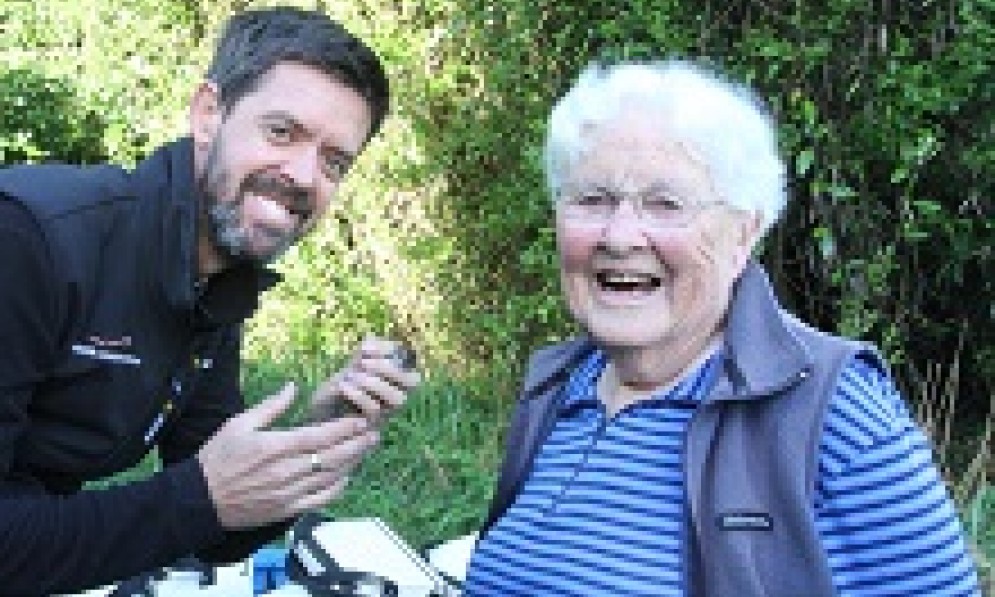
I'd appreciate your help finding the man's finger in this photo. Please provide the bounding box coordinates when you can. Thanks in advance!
[293,476,351,513]
[337,380,384,421]
[286,430,377,491]
[271,415,369,455]
[234,382,296,431]
[343,370,407,412]
[356,336,405,359]
[356,357,422,390]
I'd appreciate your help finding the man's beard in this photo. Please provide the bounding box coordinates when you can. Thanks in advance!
[197,139,312,266]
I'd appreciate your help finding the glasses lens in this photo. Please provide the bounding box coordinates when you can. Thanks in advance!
[562,192,614,220]
[641,192,688,225]
[559,189,710,227]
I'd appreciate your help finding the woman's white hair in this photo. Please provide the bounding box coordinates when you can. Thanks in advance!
[545,59,787,234]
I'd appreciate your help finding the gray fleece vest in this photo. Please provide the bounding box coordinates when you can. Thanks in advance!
[480,262,885,597]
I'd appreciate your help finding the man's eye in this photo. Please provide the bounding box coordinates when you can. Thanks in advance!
[264,122,293,142]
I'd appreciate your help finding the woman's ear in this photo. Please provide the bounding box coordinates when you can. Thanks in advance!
[732,210,763,272]
[189,81,223,149]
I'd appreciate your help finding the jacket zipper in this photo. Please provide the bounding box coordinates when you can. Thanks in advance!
[91,336,207,472]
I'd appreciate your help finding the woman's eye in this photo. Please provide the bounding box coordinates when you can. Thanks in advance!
[643,194,684,212]
[577,193,612,207]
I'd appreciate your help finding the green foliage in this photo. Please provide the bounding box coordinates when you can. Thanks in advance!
[320,371,511,546]
[743,0,994,415]
[0,69,107,164]
[1,0,209,163]
[243,357,513,544]
[964,484,995,592]
[5,0,992,560]
[6,0,986,410]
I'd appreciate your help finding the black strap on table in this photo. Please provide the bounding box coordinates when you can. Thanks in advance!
[108,555,216,596]
[108,569,163,597]
[286,512,400,597]
[170,555,217,585]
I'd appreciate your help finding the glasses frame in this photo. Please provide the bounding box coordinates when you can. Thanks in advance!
[556,185,728,228]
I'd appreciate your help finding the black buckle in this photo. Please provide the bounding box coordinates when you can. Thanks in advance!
[293,568,398,597]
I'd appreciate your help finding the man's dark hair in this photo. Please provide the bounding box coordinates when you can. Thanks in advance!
[206,7,389,139]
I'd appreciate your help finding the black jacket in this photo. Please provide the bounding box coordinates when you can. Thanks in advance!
[0,138,282,594]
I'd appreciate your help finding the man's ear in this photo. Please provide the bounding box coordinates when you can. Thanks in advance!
[189,81,223,149]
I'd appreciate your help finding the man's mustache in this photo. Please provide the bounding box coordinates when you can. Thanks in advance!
[240,175,312,219]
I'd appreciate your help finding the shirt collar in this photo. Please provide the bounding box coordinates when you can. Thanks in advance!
[193,263,281,327]
[558,347,724,416]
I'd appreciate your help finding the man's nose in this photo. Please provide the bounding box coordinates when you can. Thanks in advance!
[280,144,320,190]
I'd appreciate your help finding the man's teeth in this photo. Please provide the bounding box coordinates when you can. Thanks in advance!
[258,195,305,218]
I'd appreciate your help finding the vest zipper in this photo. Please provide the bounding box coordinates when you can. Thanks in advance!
[681,404,698,597]
[680,356,724,597]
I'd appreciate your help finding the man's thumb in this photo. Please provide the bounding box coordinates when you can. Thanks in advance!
[240,382,296,429]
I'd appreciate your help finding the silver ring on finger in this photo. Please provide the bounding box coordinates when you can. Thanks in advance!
[309,452,324,474]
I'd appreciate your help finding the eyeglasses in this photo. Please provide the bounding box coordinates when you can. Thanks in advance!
[557,186,726,228]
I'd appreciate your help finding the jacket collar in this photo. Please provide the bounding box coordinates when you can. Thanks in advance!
[131,138,280,326]
[521,337,594,399]
[718,261,812,399]
[521,261,812,402]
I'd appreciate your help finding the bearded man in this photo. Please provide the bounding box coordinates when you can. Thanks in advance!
[0,8,418,594]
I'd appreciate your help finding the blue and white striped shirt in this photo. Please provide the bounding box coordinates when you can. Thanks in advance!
[465,350,981,596]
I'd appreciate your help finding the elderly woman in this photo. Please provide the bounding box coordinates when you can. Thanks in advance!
[463,61,981,596]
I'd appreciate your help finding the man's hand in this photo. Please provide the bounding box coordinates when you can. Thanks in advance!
[197,382,379,530]
[307,336,421,424]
